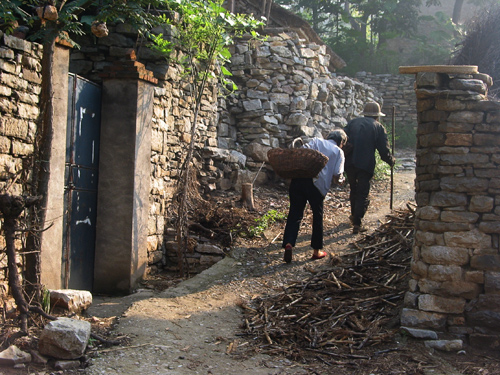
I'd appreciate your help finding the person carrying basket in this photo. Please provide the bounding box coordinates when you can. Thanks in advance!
[282,129,347,263]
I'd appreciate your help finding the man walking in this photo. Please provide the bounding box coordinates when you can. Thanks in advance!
[344,102,395,234]
[282,129,347,263]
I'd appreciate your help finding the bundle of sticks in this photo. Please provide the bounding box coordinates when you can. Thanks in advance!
[242,205,416,360]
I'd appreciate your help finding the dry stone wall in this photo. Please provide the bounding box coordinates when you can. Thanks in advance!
[401,69,500,350]
[354,71,417,143]
[1,25,384,277]
[223,30,381,186]
[72,26,383,273]
[0,32,42,301]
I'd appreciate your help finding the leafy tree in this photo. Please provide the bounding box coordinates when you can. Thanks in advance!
[150,0,264,276]
[275,0,461,74]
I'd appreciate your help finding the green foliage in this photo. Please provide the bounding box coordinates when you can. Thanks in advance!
[373,152,393,181]
[0,0,166,46]
[42,287,50,314]
[149,0,265,94]
[246,209,287,238]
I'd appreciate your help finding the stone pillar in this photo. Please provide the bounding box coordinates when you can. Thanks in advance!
[93,52,157,294]
[39,42,70,289]
[399,65,500,350]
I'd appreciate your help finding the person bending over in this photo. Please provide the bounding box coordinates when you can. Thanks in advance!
[282,129,347,263]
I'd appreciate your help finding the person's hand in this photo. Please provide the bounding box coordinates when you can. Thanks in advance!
[333,175,345,185]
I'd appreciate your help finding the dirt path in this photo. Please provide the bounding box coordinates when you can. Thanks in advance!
[82,169,420,374]
[81,166,493,375]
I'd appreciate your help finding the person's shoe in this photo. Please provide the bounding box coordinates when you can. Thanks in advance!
[311,250,327,260]
[284,244,293,263]
[353,225,368,234]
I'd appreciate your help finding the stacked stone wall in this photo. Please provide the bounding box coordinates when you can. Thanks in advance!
[71,27,383,273]
[354,71,417,147]
[0,33,42,301]
[401,69,500,349]
[70,26,227,273]
[225,30,381,181]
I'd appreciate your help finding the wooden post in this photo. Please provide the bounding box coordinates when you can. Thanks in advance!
[241,183,255,210]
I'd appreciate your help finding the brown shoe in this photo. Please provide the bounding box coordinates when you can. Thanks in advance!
[353,225,367,234]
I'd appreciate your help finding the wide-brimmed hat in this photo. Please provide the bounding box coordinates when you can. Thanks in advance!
[361,102,385,117]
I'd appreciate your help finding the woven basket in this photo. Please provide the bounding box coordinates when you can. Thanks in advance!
[267,147,329,179]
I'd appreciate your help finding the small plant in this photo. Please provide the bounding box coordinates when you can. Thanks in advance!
[247,209,287,238]
[373,152,393,181]
[42,287,50,314]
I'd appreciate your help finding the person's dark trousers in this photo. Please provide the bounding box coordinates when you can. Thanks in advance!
[282,178,325,250]
[345,166,373,226]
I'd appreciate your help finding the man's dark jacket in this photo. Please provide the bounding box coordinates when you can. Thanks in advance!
[344,116,393,174]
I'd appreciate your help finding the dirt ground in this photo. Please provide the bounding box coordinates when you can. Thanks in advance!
[3,151,500,374]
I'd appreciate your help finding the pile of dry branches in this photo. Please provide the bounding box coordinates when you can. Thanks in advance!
[241,205,415,360]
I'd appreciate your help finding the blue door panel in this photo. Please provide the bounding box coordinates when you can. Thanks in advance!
[63,74,101,291]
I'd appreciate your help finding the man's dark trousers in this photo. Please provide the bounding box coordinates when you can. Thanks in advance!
[345,166,372,226]
[282,178,324,250]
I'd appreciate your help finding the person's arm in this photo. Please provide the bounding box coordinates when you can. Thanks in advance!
[331,148,345,185]
[375,123,395,167]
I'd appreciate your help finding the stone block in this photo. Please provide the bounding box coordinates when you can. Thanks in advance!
[441,177,488,193]
[474,133,500,147]
[421,245,469,266]
[0,345,31,366]
[444,133,473,146]
[444,229,491,248]
[435,98,467,111]
[440,281,481,299]
[418,133,445,147]
[424,339,463,352]
[418,294,465,314]
[441,211,479,223]
[38,318,91,359]
[417,206,440,220]
[465,270,484,284]
[416,72,442,88]
[400,308,447,330]
[447,111,484,124]
[429,191,467,207]
[415,230,442,246]
[479,221,500,234]
[485,271,500,294]
[418,279,442,294]
[417,220,470,233]
[469,195,494,212]
[411,260,428,277]
[49,289,92,312]
[427,264,463,282]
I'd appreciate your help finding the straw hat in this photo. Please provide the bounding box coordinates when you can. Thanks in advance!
[361,102,385,117]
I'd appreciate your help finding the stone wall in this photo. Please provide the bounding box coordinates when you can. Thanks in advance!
[1,25,385,280]
[225,30,381,183]
[400,69,500,350]
[354,71,417,147]
[0,33,42,300]
[71,26,382,273]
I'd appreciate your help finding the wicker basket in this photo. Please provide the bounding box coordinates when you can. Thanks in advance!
[267,147,329,179]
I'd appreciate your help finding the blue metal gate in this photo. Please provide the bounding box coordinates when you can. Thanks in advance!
[63,74,101,291]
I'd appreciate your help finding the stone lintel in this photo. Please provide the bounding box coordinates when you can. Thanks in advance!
[399,65,478,75]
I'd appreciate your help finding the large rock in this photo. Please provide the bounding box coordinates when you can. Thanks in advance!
[0,345,31,366]
[49,289,92,313]
[38,317,91,359]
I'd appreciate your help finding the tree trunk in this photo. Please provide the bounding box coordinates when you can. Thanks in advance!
[452,0,465,24]
[241,183,255,210]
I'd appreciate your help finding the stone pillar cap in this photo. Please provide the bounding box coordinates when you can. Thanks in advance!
[399,65,478,74]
